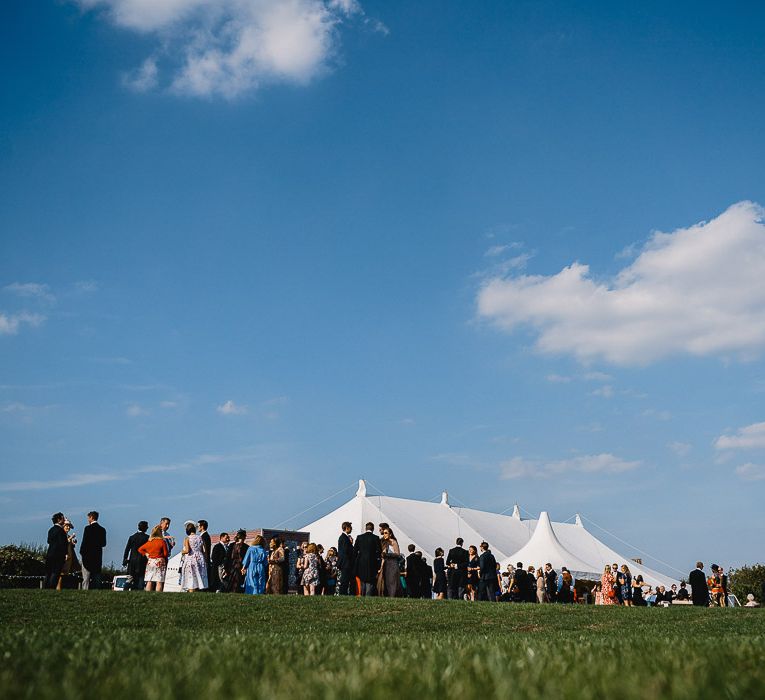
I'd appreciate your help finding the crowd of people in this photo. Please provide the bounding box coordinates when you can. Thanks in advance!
[44,512,760,607]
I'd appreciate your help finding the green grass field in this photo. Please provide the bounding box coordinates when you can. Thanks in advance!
[1,591,763,700]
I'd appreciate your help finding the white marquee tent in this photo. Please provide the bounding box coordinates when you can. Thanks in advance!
[300,480,678,589]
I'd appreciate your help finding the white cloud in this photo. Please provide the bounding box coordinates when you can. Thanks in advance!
[73,280,99,293]
[126,403,149,417]
[546,373,572,383]
[0,312,46,335]
[715,421,765,450]
[668,441,692,457]
[3,282,56,303]
[160,400,179,408]
[485,245,510,257]
[76,0,371,99]
[477,201,765,365]
[643,408,672,421]
[583,371,612,382]
[735,463,765,481]
[123,56,159,91]
[217,399,247,415]
[591,385,614,399]
[501,453,641,480]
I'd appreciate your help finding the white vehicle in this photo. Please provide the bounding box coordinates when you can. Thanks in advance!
[112,575,130,591]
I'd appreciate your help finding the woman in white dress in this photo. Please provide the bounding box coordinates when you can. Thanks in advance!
[179,523,208,592]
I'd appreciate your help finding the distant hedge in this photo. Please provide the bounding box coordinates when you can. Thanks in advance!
[729,564,765,604]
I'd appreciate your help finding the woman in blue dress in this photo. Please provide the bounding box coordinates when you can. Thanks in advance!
[241,535,269,594]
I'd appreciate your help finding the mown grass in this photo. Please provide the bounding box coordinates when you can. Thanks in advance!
[1,590,763,700]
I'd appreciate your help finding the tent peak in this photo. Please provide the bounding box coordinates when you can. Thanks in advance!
[512,504,521,519]
[356,479,367,497]
[440,491,449,506]
[575,513,583,527]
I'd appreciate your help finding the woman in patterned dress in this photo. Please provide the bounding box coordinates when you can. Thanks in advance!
[301,543,321,595]
[620,564,633,607]
[600,564,617,605]
[179,523,208,592]
[265,537,285,595]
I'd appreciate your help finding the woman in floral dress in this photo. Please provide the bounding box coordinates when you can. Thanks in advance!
[301,543,321,595]
[600,564,617,605]
[179,523,208,592]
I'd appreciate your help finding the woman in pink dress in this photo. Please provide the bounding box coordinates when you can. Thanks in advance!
[600,564,617,605]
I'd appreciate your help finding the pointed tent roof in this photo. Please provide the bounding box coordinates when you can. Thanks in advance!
[499,511,602,580]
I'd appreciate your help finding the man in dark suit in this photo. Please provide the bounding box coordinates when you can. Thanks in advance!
[209,532,230,593]
[446,537,469,600]
[544,563,557,603]
[79,510,107,589]
[405,544,421,598]
[688,562,709,606]
[511,562,528,602]
[418,552,432,599]
[45,512,68,589]
[197,519,212,591]
[477,542,497,602]
[122,521,149,591]
[337,521,355,595]
[353,521,381,596]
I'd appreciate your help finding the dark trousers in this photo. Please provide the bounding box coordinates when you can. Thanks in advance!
[447,585,465,600]
[338,566,354,595]
[478,579,495,601]
[407,579,421,598]
[45,559,64,589]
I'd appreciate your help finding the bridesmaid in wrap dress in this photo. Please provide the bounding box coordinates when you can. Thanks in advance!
[378,527,403,597]
[241,535,268,595]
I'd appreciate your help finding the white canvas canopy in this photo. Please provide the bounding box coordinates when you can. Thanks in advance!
[300,480,679,589]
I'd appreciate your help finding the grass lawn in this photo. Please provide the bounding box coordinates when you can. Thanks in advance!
[1,590,763,700]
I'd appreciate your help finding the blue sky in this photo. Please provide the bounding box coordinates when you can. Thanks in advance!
[1,0,764,576]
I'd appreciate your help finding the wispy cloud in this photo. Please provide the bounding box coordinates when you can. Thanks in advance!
[478,201,765,365]
[0,473,121,493]
[126,403,149,417]
[668,441,692,457]
[591,385,614,399]
[735,463,765,481]
[217,399,248,415]
[500,453,641,480]
[3,282,56,303]
[0,311,46,336]
[715,421,765,450]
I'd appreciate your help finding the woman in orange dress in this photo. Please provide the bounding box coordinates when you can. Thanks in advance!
[600,564,617,605]
[138,525,169,592]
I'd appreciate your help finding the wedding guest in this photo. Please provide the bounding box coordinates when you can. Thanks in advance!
[57,520,81,590]
[295,542,308,595]
[406,544,423,599]
[45,512,68,589]
[544,563,557,603]
[242,535,269,595]
[179,522,208,592]
[324,546,339,596]
[432,548,447,600]
[466,546,480,601]
[446,538,468,600]
[419,552,433,599]
[600,564,616,605]
[353,522,381,596]
[226,529,249,593]
[337,521,355,596]
[675,581,690,601]
[122,521,149,591]
[557,567,574,603]
[477,542,497,602]
[79,511,107,590]
[536,568,546,603]
[689,562,709,607]
[632,575,647,606]
[139,526,169,592]
[620,564,633,607]
[266,537,285,595]
[159,517,175,561]
[301,543,321,595]
[378,527,403,597]
[209,532,230,593]
[197,519,211,590]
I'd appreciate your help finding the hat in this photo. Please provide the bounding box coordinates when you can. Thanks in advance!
[184,520,195,527]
